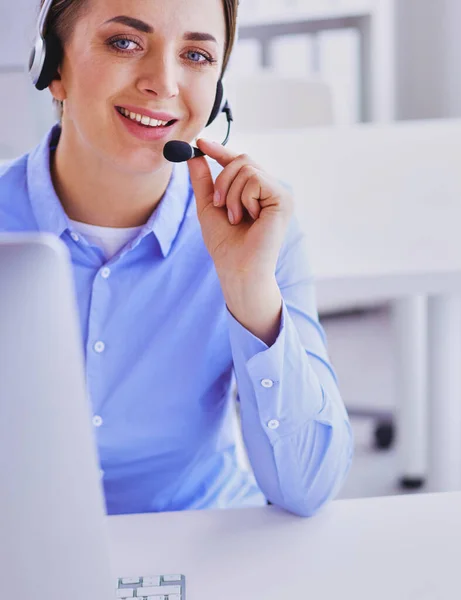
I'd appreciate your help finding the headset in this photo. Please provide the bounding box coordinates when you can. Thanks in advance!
[29,0,234,163]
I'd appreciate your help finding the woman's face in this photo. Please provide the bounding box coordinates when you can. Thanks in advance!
[51,0,227,173]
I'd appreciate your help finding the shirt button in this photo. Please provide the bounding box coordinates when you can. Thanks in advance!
[70,232,80,242]
[268,419,280,430]
[94,341,105,354]
[261,379,274,389]
[93,415,103,427]
[101,267,111,279]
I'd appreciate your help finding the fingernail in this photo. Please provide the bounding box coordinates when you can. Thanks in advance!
[213,190,221,206]
[228,208,234,225]
[200,138,219,146]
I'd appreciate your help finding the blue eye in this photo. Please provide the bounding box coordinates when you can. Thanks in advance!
[108,36,142,53]
[186,51,209,63]
[113,39,138,51]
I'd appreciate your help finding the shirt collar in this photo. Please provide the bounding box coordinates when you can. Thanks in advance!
[27,125,194,258]
[27,124,70,238]
[141,159,193,258]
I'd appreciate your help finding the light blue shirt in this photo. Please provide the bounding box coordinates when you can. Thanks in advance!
[0,125,353,517]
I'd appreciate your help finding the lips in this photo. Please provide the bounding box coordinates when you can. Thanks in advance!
[115,106,179,142]
[116,107,177,128]
[116,105,179,122]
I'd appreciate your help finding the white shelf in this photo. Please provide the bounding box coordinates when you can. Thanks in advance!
[239,0,375,27]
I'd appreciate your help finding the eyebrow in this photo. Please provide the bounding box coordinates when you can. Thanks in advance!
[183,32,217,44]
[104,16,153,33]
[103,16,217,43]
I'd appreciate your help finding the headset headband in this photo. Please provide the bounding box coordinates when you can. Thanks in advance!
[37,0,54,38]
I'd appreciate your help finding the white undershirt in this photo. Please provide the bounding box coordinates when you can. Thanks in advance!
[68,219,144,260]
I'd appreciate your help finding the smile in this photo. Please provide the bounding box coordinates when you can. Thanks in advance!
[116,107,176,128]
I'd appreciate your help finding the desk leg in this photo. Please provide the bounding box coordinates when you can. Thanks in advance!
[392,297,428,487]
[428,295,461,492]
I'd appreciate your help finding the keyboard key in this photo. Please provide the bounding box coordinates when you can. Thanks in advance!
[122,578,141,585]
[146,596,167,600]
[162,575,182,583]
[139,586,181,596]
[116,589,134,598]
[167,596,181,600]
[142,577,161,586]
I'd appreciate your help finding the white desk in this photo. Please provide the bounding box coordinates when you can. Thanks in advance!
[108,492,461,600]
[232,119,461,492]
[232,120,461,304]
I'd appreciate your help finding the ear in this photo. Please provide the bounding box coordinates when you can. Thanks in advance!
[49,65,66,101]
[49,80,66,102]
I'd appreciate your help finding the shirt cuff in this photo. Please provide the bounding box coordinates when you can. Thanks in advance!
[227,301,324,437]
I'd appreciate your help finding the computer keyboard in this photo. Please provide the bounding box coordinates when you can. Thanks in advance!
[116,575,186,599]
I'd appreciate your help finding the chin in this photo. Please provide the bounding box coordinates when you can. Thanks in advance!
[112,144,171,174]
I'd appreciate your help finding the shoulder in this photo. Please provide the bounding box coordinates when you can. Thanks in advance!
[0,154,28,200]
[275,212,314,287]
[0,153,36,232]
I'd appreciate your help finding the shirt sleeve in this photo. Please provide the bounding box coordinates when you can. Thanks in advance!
[226,214,354,517]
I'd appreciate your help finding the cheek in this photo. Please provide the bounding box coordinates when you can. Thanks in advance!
[66,52,124,110]
[185,78,220,127]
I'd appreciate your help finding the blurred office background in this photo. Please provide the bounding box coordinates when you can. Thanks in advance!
[2,0,461,500]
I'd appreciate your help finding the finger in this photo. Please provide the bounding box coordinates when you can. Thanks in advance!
[213,157,261,208]
[196,138,241,168]
[241,177,262,221]
[241,176,265,222]
[187,155,215,215]
[226,168,262,225]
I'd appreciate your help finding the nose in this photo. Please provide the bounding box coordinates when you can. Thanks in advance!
[136,54,179,99]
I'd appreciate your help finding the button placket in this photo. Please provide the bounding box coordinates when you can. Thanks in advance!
[85,266,112,417]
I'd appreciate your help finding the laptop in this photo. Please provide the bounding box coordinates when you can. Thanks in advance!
[0,233,186,600]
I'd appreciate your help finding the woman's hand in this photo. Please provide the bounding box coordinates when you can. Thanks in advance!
[187,138,294,346]
[188,138,294,281]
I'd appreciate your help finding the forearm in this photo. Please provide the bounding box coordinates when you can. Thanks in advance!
[227,301,353,517]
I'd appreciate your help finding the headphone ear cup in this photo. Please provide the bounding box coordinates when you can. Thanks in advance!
[35,33,63,91]
[206,79,224,127]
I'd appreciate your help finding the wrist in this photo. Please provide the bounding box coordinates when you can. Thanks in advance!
[219,273,283,346]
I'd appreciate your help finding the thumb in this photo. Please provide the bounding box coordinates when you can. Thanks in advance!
[187,155,215,214]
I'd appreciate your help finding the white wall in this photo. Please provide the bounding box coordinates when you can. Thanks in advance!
[395,0,461,120]
[0,0,56,159]
[0,0,37,67]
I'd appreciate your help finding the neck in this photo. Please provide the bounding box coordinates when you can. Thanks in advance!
[51,125,173,228]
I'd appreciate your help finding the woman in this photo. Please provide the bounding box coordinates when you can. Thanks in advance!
[0,0,353,516]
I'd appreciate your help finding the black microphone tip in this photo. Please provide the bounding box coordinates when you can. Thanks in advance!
[163,141,194,163]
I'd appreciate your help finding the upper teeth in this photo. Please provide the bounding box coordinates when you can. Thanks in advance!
[119,108,170,127]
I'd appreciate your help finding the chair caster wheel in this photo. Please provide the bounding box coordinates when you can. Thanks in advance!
[374,422,394,450]
[399,477,425,490]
